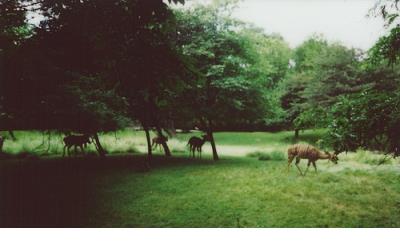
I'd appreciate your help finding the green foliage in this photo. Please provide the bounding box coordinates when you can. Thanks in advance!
[173,3,290,130]
[293,34,328,72]
[65,75,131,131]
[247,150,286,161]
[369,0,400,64]
[369,26,400,64]
[281,36,363,131]
[327,89,400,155]
[353,149,393,165]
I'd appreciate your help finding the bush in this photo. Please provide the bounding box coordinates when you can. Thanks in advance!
[247,151,286,161]
[327,90,400,156]
[354,150,393,165]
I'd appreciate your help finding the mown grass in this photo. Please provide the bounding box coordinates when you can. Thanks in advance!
[1,129,400,227]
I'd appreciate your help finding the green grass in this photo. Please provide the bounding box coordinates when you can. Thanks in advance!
[84,156,400,227]
[1,129,400,227]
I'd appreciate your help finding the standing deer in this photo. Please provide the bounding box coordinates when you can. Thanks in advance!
[287,144,338,176]
[151,135,168,151]
[0,135,4,153]
[187,134,210,158]
[63,134,92,157]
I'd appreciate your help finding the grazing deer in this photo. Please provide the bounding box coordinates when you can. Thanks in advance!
[0,135,4,153]
[287,144,338,176]
[187,135,210,158]
[151,135,168,151]
[63,134,92,157]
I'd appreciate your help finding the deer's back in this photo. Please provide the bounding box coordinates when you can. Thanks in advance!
[188,136,203,146]
[63,135,88,146]
[153,136,168,143]
[288,144,320,159]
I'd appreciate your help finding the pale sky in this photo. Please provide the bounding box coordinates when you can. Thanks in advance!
[232,0,386,50]
[29,0,388,51]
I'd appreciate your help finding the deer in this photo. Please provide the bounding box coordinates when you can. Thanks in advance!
[151,135,168,151]
[187,134,210,158]
[62,134,92,157]
[287,144,338,176]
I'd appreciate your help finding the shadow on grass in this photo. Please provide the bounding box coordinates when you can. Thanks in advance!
[0,154,214,227]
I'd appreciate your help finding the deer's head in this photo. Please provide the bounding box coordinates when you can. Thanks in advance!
[84,134,93,147]
[325,151,339,164]
[202,134,212,142]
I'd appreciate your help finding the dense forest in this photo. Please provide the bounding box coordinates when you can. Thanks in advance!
[1,0,400,159]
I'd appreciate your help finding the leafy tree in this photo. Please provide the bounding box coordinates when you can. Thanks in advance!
[1,0,188,157]
[324,0,400,156]
[328,88,400,156]
[0,0,34,139]
[281,37,362,137]
[369,0,400,64]
[173,3,271,160]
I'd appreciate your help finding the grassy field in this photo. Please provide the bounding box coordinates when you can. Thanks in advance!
[1,129,400,227]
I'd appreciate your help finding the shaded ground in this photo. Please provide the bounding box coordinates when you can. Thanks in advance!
[1,154,400,227]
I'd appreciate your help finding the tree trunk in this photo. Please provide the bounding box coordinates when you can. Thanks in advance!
[207,119,219,161]
[92,133,106,157]
[155,126,171,157]
[144,126,152,159]
[0,136,4,153]
[294,129,299,139]
[8,130,16,141]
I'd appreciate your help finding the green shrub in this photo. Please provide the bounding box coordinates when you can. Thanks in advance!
[247,151,286,161]
[354,150,393,165]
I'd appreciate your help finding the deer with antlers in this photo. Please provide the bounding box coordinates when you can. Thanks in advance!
[287,144,338,176]
[151,135,168,151]
[62,134,92,157]
[187,134,210,158]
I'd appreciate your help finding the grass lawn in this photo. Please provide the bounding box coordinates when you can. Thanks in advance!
[1,129,400,227]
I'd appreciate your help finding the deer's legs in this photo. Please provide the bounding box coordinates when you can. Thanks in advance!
[80,145,85,155]
[304,160,311,176]
[295,157,304,176]
[287,155,295,173]
[63,145,67,157]
[312,161,317,173]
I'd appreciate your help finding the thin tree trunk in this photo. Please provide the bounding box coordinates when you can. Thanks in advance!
[155,126,171,157]
[144,126,152,159]
[294,129,299,139]
[207,119,219,161]
[0,136,3,153]
[92,133,106,157]
[8,130,16,141]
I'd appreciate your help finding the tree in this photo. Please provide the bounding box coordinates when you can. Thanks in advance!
[281,37,362,137]
[0,0,32,137]
[173,3,270,160]
[328,88,400,156]
[369,0,400,64]
[1,0,188,157]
